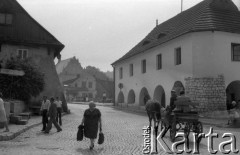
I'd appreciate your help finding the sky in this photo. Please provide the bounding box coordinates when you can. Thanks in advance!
[17,0,240,72]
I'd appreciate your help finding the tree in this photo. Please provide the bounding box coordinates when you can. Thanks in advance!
[0,57,45,102]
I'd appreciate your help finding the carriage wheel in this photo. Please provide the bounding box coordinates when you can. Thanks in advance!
[195,122,203,134]
[170,122,176,142]
[176,121,181,131]
[184,122,191,149]
[194,122,203,143]
[184,123,191,138]
[160,121,165,131]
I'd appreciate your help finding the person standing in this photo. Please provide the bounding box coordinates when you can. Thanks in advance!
[102,92,106,103]
[81,101,102,150]
[44,97,62,133]
[0,92,9,132]
[40,96,50,131]
[170,90,177,111]
[55,97,62,126]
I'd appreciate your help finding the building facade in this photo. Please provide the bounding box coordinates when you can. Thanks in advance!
[112,0,240,112]
[0,0,67,111]
[56,57,97,102]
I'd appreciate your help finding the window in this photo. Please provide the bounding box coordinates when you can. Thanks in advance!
[82,81,87,88]
[142,59,146,73]
[142,40,150,46]
[17,49,28,59]
[88,93,93,98]
[157,33,166,39]
[129,64,133,76]
[119,67,123,79]
[0,13,13,25]
[175,47,181,65]
[88,82,93,88]
[232,43,240,61]
[157,54,162,70]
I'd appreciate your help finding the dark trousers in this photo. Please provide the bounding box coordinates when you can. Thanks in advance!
[56,108,62,126]
[45,116,61,132]
[42,109,48,131]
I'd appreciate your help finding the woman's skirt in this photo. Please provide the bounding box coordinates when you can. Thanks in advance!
[0,109,7,122]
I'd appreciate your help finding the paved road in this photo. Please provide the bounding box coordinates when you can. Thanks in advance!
[0,104,239,155]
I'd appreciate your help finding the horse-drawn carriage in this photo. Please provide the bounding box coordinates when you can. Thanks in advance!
[145,96,203,153]
[161,99,203,143]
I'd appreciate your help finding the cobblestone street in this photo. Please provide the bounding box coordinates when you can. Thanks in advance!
[0,104,239,155]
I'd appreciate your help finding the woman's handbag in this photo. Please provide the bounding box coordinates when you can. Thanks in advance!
[98,132,104,144]
[77,124,84,141]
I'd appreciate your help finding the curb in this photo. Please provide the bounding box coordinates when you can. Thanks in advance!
[70,102,114,107]
[0,122,42,141]
[0,113,68,141]
[113,106,146,115]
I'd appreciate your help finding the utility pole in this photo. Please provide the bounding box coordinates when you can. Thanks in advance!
[181,0,183,12]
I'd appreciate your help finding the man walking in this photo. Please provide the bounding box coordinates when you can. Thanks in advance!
[45,97,62,133]
[40,96,50,131]
[55,96,62,126]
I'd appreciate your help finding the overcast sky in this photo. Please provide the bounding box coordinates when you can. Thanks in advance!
[17,0,239,72]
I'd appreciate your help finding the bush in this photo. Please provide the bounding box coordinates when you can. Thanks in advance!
[0,58,45,102]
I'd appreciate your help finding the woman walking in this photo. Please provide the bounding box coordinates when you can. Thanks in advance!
[0,92,9,132]
[81,101,102,150]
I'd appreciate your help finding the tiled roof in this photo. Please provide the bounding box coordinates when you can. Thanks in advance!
[62,77,79,85]
[112,0,240,65]
[65,87,89,93]
[0,0,64,54]
[56,58,72,74]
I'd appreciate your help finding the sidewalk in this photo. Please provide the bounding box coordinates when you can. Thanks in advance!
[0,116,41,141]
[0,113,67,141]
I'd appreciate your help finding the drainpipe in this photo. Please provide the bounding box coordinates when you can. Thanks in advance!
[113,65,116,106]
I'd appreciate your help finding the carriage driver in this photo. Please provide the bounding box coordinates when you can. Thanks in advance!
[174,90,192,112]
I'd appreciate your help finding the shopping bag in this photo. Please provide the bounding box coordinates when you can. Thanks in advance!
[77,125,84,141]
[234,111,240,118]
[98,132,104,144]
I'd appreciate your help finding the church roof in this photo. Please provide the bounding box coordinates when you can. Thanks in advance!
[0,0,64,55]
[56,58,72,74]
[112,0,240,65]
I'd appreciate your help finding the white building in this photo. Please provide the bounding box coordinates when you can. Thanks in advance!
[112,0,240,112]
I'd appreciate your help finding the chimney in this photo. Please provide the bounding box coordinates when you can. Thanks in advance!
[57,54,61,63]
[156,19,158,27]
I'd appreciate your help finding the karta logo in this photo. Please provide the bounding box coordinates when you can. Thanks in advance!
[142,126,239,154]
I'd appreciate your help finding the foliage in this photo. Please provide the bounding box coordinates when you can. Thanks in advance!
[0,58,45,102]
[85,66,110,81]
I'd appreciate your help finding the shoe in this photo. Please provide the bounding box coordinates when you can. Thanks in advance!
[44,131,49,134]
[89,144,94,150]
[41,129,45,132]
[4,129,9,132]
[57,129,62,132]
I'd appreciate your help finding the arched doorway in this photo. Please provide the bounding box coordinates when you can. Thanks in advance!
[128,89,135,104]
[117,91,124,103]
[172,81,185,95]
[153,85,166,107]
[139,87,149,106]
[226,81,240,103]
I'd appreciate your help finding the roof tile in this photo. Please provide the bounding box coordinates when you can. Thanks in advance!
[112,0,240,65]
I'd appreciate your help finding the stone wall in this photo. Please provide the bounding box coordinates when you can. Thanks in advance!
[9,100,26,115]
[185,75,226,112]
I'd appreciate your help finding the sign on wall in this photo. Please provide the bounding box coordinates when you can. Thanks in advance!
[0,69,25,76]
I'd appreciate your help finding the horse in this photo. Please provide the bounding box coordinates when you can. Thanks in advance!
[145,99,162,153]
